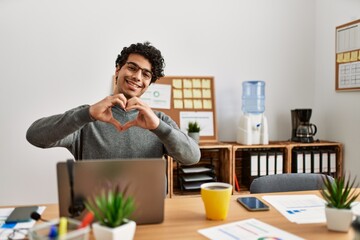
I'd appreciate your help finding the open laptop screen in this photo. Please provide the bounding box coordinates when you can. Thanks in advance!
[56,158,166,225]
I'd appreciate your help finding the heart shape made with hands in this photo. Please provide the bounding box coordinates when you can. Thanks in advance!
[113,97,160,131]
[90,95,159,131]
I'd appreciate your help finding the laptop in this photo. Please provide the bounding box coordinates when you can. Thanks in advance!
[56,158,166,225]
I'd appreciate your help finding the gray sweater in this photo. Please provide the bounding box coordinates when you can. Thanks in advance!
[26,105,200,165]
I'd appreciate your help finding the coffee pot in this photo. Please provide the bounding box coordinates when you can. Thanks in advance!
[296,123,317,138]
[291,109,318,143]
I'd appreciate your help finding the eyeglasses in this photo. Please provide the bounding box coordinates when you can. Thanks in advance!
[125,62,153,81]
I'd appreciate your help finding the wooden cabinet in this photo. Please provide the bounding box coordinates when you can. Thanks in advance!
[166,140,343,197]
[231,141,343,194]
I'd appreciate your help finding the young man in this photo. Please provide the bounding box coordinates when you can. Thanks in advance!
[26,42,201,165]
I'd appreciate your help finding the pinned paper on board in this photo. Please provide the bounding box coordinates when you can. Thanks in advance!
[173,89,183,99]
[172,79,182,88]
[141,84,171,109]
[148,76,218,142]
[174,99,183,109]
[180,111,214,136]
[351,51,358,61]
[192,79,202,88]
[193,100,203,109]
[337,53,344,63]
[183,89,193,98]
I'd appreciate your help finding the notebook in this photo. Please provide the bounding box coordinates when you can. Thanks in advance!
[56,158,166,225]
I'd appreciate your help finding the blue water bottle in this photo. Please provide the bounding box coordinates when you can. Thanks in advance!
[241,81,265,114]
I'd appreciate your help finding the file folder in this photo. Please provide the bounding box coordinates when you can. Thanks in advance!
[329,150,337,174]
[259,152,267,176]
[250,152,259,177]
[312,150,321,173]
[240,151,258,188]
[275,152,283,174]
[320,150,329,174]
[292,150,304,173]
[304,151,312,173]
[267,152,275,175]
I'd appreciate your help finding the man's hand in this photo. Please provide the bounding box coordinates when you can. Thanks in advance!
[89,95,160,131]
[89,94,127,131]
[121,97,160,131]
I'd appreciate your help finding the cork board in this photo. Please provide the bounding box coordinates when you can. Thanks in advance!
[335,19,360,91]
[141,76,218,142]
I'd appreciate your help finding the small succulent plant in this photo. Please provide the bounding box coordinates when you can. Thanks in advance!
[85,184,135,228]
[320,174,359,209]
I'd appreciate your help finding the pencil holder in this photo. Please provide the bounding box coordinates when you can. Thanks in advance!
[28,218,90,240]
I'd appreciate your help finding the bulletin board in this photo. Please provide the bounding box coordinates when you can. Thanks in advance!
[335,19,360,91]
[141,76,218,142]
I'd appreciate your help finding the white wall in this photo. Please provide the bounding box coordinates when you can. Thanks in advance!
[314,0,360,176]
[0,0,355,205]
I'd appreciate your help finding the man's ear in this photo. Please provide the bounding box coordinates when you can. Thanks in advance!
[115,64,120,73]
[112,75,117,94]
[114,65,120,83]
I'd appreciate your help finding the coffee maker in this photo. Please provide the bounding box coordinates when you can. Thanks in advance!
[291,109,317,143]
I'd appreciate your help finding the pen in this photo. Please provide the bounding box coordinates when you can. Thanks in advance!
[58,217,68,237]
[78,212,94,229]
[48,225,57,239]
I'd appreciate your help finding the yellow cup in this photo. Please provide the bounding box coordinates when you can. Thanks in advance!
[200,182,233,220]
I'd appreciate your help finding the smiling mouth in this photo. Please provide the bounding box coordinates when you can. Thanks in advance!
[126,79,143,89]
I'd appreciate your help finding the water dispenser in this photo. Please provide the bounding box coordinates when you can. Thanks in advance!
[236,81,269,145]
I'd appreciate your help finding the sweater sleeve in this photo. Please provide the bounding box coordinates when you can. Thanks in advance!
[151,113,201,165]
[26,105,94,149]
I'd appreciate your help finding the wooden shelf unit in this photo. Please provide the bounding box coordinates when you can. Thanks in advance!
[169,142,232,198]
[166,140,343,197]
[230,141,343,194]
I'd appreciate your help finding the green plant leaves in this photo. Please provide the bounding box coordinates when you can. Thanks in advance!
[320,174,360,209]
[85,185,135,228]
[188,121,200,132]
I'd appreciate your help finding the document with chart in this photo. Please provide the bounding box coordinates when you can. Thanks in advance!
[262,194,326,224]
[198,218,304,240]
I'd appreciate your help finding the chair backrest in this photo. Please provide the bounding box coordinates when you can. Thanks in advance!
[249,173,334,194]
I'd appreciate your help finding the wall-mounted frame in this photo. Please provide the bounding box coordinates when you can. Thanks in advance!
[335,19,360,91]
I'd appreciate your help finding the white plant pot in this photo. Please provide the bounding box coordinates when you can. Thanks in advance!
[92,219,136,240]
[325,207,353,232]
[188,132,200,143]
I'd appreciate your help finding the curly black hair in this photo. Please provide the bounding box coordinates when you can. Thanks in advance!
[115,42,165,83]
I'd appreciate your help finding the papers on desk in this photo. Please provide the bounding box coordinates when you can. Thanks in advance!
[351,201,360,215]
[198,218,304,240]
[262,194,326,224]
[0,206,46,240]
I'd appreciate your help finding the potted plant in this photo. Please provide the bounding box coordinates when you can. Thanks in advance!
[85,184,136,240]
[320,174,359,232]
[187,121,201,143]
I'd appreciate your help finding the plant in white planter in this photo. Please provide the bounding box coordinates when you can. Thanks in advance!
[187,121,201,143]
[85,185,136,240]
[320,174,360,232]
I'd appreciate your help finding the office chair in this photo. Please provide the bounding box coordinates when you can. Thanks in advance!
[249,173,334,194]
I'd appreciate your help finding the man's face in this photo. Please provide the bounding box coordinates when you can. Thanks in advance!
[114,53,152,99]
